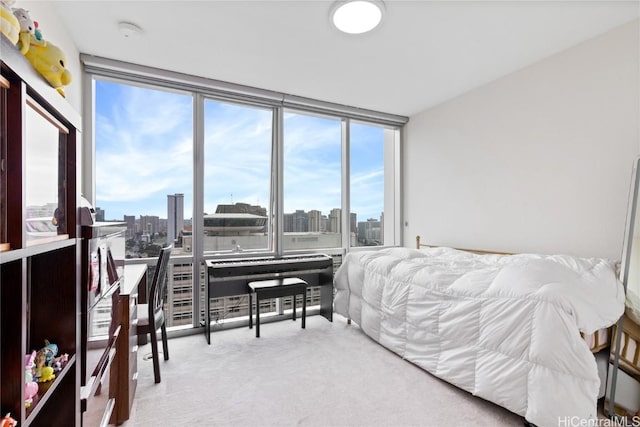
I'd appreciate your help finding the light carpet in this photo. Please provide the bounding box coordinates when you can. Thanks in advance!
[125,314,523,427]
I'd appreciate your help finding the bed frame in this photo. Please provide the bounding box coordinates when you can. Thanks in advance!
[415,235,513,255]
[414,235,610,353]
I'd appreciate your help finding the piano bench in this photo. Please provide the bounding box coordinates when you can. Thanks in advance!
[248,277,308,338]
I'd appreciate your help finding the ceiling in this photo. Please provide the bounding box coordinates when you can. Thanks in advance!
[52,1,639,117]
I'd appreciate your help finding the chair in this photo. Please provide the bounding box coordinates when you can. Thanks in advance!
[137,246,172,383]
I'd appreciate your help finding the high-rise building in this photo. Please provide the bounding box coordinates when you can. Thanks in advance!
[350,212,357,235]
[329,208,341,233]
[203,203,267,237]
[308,210,322,232]
[95,207,105,222]
[167,193,184,247]
[124,215,136,239]
[140,215,160,236]
[283,213,294,232]
[358,218,381,245]
[216,202,266,217]
[293,210,308,232]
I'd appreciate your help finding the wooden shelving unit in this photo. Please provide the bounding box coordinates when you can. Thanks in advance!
[0,35,81,427]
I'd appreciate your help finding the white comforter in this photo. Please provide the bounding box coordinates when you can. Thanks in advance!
[333,247,625,427]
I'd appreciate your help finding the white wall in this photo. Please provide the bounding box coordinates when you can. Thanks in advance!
[16,1,82,113]
[403,20,640,260]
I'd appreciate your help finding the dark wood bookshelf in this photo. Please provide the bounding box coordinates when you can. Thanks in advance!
[0,34,81,427]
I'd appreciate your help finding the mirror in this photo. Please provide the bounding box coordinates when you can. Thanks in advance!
[606,157,640,419]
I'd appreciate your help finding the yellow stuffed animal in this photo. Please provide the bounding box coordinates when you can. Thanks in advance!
[0,0,19,45]
[24,39,72,97]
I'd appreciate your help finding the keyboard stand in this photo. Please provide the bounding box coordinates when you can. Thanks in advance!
[203,254,333,345]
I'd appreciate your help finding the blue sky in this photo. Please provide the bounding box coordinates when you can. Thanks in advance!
[95,80,385,222]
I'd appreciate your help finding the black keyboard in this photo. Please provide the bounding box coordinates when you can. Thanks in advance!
[208,254,332,278]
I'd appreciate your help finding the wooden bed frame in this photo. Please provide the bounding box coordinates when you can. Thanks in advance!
[415,235,513,255]
[414,234,610,353]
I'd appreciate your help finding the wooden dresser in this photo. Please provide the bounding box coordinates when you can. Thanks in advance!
[111,264,147,425]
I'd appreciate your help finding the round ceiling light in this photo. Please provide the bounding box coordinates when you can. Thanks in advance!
[331,0,385,35]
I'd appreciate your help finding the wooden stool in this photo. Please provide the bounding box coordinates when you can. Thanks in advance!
[248,277,308,338]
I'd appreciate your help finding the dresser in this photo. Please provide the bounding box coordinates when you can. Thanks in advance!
[110,264,147,425]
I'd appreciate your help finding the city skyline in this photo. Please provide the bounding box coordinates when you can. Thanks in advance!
[98,203,382,228]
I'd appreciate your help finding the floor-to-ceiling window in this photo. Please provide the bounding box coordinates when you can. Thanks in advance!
[87,58,405,333]
[283,112,342,251]
[94,79,194,327]
[201,99,274,324]
[350,122,385,247]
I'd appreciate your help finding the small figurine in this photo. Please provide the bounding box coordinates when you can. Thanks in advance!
[0,413,16,427]
[52,353,68,371]
[25,351,39,407]
[42,340,58,366]
[34,348,55,382]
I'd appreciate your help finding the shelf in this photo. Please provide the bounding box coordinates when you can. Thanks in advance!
[0,238,77,265]
[26,234,70,248]
[1,35,80,427]
[24,354,76,427]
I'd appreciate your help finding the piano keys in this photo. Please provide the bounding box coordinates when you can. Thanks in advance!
[204,253,334,344]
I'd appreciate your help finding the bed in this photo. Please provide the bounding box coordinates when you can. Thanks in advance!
[333,238,625,427]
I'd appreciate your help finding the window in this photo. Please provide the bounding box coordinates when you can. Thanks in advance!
[95,80,193,255]
[350,122,385,247]
[94,79,195,326]
[283,112,342,250]
[203,100,272,253]
[88,60,404,332]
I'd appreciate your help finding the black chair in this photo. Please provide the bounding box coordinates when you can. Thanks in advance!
[137,246,172,383]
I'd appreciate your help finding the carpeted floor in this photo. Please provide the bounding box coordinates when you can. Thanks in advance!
[120,314,523,427]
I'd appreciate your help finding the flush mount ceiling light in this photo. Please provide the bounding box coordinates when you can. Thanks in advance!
[331,0,385,35]
[118,21,143,38]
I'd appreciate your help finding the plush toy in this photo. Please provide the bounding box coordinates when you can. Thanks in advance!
[25,351,39,408]
[12,7,42,54]
[24,37,72,97]
[0,413,16,427]
[0,0,19,45]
